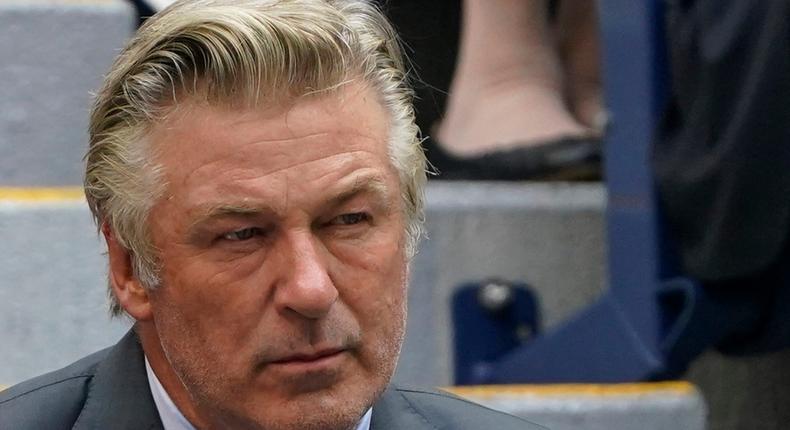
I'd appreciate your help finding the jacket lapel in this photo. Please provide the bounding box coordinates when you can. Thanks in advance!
[370,387,437,430]
[72,329,164,430]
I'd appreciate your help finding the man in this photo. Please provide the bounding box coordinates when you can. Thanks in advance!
[0,1,544,429]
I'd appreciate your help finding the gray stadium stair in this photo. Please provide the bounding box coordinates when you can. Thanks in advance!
[0,0,135,186]
[397,181,607,386]
[448,382,706,430]
[0,190,132,384]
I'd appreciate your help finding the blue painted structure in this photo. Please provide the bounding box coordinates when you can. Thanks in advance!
[452,282,541,385]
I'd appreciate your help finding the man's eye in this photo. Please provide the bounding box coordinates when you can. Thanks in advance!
[221,227,263,241]
[333,212,370,226]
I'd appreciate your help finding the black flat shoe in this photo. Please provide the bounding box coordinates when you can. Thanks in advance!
[429,136,603,181]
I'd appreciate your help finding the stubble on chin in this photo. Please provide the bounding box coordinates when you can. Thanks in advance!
[152,316,398,430]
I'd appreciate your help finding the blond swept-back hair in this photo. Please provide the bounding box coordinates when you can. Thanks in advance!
[85,0,427,315]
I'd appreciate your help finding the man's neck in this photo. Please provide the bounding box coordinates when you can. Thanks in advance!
[146,356,197,430]
[137,322,210,429]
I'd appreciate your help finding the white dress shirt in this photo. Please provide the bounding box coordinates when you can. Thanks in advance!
[145,357,372,430]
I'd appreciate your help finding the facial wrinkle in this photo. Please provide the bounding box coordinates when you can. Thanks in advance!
[178,148,381,198]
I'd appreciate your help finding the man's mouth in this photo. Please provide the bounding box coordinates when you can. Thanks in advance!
[265,347,349,375]
[271,348,346,364]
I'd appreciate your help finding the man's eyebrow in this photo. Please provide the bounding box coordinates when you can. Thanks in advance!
[187,202,276,230]
[327,175,393,211]
[185,175,393,231]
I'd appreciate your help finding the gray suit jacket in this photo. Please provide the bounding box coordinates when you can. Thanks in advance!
[0,331,546,429]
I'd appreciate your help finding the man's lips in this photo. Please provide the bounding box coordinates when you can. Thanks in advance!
[258,347,350,391]
[269,348,347,366]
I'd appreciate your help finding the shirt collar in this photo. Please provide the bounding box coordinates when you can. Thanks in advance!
[144,357,372,430]
[145,357,196,430]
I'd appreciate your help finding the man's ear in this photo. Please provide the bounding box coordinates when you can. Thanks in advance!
[103,223,154,321]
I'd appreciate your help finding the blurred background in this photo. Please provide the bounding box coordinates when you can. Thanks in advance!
[2,1,789,429]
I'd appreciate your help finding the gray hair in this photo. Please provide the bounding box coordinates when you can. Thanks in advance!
[84,0,427,316]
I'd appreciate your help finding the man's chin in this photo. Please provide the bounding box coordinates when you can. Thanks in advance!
[211,367,386,430]
[216,388,375,430]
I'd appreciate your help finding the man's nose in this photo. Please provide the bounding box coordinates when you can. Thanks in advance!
[274,231,338,319]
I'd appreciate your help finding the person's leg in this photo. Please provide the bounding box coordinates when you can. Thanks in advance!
[556,0,604,131]
[436,0,588,157]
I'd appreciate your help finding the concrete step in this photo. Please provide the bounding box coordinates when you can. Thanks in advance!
[0,0,134,186]
[448,382,706,430]
[397,181,607,386]
[0,189,131,385]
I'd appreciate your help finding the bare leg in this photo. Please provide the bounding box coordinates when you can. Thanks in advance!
[556,0,604,131]
[436,0,588,157]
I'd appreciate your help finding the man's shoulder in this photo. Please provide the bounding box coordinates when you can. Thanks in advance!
[0,347,111,430]
[388,386,548,429]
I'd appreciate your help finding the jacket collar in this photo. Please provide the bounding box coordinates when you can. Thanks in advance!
[73,330,164,430]
[370,387,438,430]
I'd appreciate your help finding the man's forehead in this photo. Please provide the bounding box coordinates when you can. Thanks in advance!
[148,82,390,172]
[184,171,395,224]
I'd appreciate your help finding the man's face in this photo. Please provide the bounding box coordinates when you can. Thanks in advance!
[143,83,408,429]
